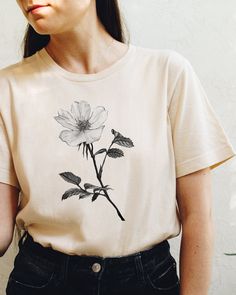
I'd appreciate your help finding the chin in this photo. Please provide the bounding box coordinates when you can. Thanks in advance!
[30,21,56,35]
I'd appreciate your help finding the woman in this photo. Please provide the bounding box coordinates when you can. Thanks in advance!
[1,0,235,294]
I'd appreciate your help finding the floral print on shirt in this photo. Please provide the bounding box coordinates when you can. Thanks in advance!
[54,100,134,221]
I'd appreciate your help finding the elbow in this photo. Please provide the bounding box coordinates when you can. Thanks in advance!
[180,206,214,226]
[181,213,215,240]
[181,213,214,228]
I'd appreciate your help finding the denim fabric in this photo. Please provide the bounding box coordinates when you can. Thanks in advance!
[6,232,180,295]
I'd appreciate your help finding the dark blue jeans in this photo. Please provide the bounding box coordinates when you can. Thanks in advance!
[6,231,180,295]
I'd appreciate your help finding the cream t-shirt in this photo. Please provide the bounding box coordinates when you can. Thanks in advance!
[0,44,235,257]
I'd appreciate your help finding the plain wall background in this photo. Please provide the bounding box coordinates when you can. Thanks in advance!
[0,1,236,294]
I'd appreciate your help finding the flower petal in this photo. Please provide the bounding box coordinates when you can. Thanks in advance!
[84,126,105,144]
[59,129,87,146]
[71,100,91,121]
[54,115,78,130]
[58,109,74,121]
[89,106,108,129]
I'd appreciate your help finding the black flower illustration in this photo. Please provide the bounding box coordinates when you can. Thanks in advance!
[54,100,108,145]
[54,100,134,221]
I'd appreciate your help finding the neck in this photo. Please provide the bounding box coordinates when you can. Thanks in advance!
[45,17,127,74]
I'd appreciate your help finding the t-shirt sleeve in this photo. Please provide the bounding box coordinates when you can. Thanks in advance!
[168,55,236,178]
[0,112,20,190]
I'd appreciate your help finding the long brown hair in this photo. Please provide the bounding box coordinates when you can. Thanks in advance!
[23,0,130,58]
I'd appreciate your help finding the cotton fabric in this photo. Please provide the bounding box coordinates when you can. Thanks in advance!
[0,44,235,257]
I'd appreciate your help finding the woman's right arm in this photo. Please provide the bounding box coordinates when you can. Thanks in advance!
[0,182,20,257]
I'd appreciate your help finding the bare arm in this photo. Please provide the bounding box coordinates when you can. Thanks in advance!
[176,167,214,295]
[0,182,20,257]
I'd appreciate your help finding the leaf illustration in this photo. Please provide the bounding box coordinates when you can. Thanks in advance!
[113,136,134,148]
[111,129,134,148]
[92,192,100,202]
[62,188,84,200]
[84,183,112,193]
[94,148,107,156]
[101,185,113,192]
[84,183,101,191]
[59,172,81,186]
[111,129,119,137]
[79,191,93,199]
[107,148,124,158]
[95,186,113,192]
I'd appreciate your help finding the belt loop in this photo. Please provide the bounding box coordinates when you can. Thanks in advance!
[57,254,70,288]
[134,253,145,284]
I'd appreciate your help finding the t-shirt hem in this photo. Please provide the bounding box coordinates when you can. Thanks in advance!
[176,144,236,178]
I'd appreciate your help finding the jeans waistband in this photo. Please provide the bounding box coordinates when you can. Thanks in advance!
[18,231,170,267]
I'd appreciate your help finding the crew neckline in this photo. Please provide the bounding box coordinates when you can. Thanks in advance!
[36,43,135,82]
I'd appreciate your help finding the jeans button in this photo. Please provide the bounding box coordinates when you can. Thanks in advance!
[92,262,101,273]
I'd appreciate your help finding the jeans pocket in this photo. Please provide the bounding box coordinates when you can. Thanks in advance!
[145,254,180,292]
[6,249,56,290]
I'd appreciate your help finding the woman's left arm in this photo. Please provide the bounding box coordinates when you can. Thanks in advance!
[176,167,214,295]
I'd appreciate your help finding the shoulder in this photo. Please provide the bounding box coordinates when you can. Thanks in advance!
[0,54,38,84]
[131,44,193,93]
[0,54,39,110]
[130,44,192,86]
[131,44,189,72]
